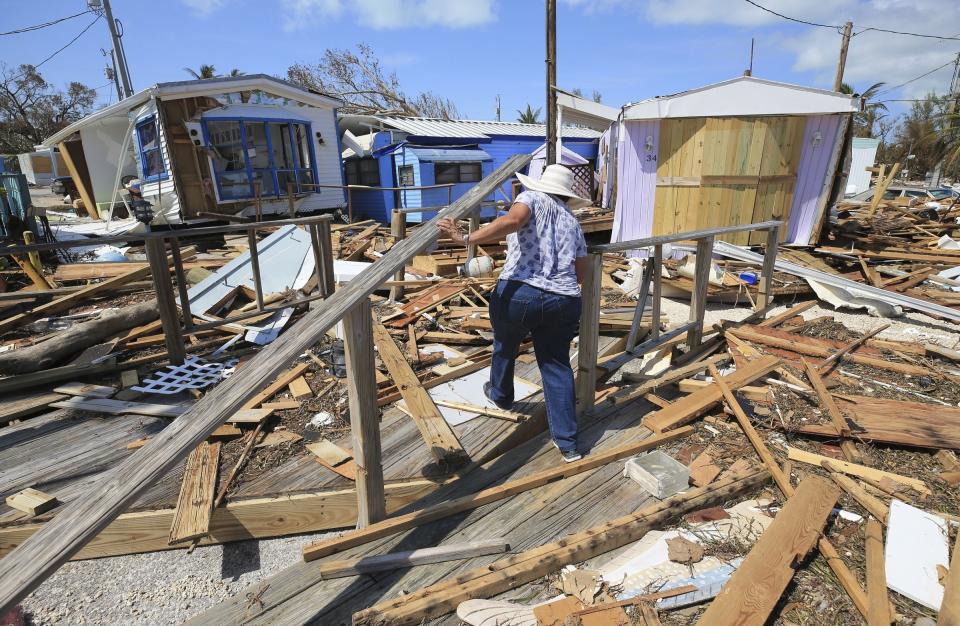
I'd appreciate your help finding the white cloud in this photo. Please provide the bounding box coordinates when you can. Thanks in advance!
[281,0,496,31]
[180,0,228,15]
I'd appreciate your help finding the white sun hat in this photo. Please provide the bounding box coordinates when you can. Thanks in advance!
[516,164,592,209]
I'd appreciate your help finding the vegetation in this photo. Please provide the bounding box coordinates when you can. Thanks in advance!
[288,43,459,119]
[0,64,96,154]
[516,104,542,124]
[183,65,243,80]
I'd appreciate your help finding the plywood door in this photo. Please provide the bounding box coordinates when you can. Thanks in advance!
[750,116,805,244]
[653,118,705,236]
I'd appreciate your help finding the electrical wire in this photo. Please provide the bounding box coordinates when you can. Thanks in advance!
[875,57,958,96]
[12,14,102,77]
[0,10,92,36]
[743,0,960,41]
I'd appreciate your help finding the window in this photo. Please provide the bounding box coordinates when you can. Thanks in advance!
[203,118,318,201]
[345,158,381,186]
[398,165,415,187]
[435,162,481,184]
[136,116,166,182]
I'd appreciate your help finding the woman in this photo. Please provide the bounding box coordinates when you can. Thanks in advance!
[438,164,590,462]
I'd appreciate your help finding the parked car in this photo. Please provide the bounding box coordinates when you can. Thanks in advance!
[50,176,77,198]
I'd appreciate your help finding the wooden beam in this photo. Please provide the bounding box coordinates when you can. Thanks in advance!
[302,427,693,562]
[241,363,310,409]
[802,360,861,463]
[786,447,929,494]
[318,538,510,580]
[643,356,780,433]
[168,442,220,544]
[0,154,532,613]
[5,489,58,517]
[371,323,466,464]
[695,476,839,625]
[686,236,714,348]
[758,300,816,327]
[351,469,769,626]
[865,518,891,626]
[343,300,386,528]
[576,254,602,416]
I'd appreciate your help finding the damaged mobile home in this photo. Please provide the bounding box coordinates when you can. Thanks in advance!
[39,74,346,225]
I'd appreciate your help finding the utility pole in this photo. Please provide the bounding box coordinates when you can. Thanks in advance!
[94,0,134,98]
[833,21,853,92]
[101,48,122,101]
[545,0,557,165]
[495,95,501,122]
[931,52,960,186]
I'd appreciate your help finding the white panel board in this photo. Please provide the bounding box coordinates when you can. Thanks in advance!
[885,499,949,610]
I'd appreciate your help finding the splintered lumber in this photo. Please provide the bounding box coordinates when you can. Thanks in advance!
[708,363,870,619]
[302,427,693,562]
[371,323,466,463]
[240,362,310,409]
[802,361,860,463]
[5,489,58,517]
[351,468,770,626]
[0,247,193,336]
[318,538,510,580]
[940,530,960,625]
[226,408,273,425]
[50,397,185,418]
[609,354,728,405]
[727,326,930,376]
[759,300,816,327]
[695,476,839,625]
[865,519,890,626]
[0,154,532,614]
[433,399,526,422]
[676,379,769,402]
[0,391,65,425]
[826,468,889,524]
[287,376,312,400]
[0,299,159,375]
[52,382,116,398]
[306,439,356,480]
[786,447,929,494]
[817,324,890,372]
[168,442,220,544]
[643,356,780,432]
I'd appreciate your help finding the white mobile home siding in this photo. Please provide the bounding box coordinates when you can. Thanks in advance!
[848,138,880,196]
[134,100,182,224]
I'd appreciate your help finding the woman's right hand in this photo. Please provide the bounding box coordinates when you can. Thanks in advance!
[437,218,464,243]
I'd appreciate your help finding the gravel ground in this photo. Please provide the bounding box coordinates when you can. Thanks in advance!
[17,295,960,624]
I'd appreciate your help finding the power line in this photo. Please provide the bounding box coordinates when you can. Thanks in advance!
[27,15,102,73]
[0,10,92,36]
[743,0,960,41]
[875,58,958,96]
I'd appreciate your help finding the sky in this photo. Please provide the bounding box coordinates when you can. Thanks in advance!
[2,0,959,123]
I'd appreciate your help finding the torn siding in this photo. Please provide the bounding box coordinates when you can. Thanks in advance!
[785,114,843,244]
[611,119,660,248]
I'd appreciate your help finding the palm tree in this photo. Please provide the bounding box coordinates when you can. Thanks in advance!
[184,64,217,80]
[516,104,542,124]
[228,68,243,77]
[840,82,888,137]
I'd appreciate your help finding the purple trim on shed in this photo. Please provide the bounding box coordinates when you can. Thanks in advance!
[785,114,842,243]
[612,119,660,246]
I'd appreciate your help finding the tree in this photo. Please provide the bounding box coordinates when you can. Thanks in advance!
[516,104,542,124]
[839,81,888,138]
[183,65,243,80]
[0,64,95,154]
[570,87,603,103]
[287,43,459,119]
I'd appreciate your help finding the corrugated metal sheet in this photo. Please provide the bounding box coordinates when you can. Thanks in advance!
[849,138,880,195]
[408,147,492,162]
[372,116,600,140]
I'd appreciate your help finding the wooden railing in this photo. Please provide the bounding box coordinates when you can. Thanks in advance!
[575,220,781,416]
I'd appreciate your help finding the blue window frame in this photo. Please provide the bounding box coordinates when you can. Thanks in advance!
[201,117,319,202]
[135,116,167,182]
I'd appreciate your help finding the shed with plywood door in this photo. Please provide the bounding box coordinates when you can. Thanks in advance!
[580,76,860,246]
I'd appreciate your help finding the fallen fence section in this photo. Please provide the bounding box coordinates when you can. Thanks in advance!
[0,154,532,613]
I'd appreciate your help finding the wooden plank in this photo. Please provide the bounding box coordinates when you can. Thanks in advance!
[168,442,220,544]
[260,400,300,410]
[226,408,273,425]
[52,383,115,398]
[758,300,816,327]
[576,254,602,416]
[344,300,386,527]
[0,479,446,561]
[372,322,466,464]
[802,360,861,463]
[786,447,929,494]
[688,447,721,487]
[609,354,728,405]
[306,439,357,480]
[5,489,58,517]
[643,356,780,432]
[432,399,526,422]
[865,518,890,626]
[50,397,185,418]
[241,362,310,409]
[351,469,769,625]
[0,154,532,613]
[696,476,839,625]
[302,427,693,562]
[287,376,312,400]
[676,379,769,402]
[0,392,64,425]
[318,538,510,580]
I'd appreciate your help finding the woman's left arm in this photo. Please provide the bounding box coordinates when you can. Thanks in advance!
[437,202,531,245]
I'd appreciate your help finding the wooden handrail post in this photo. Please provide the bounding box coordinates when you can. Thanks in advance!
[247,228,265,311]
[144,237,186,365]
[347,187,353,223]
[576,254,602,417]
[287,182,296,218]
[467,207,480,262]
[651,244,663,340]
[342,298,386,528]
[757,225,780,311]
[313,219,336,297]
[169,237,193,331]
[686,235,715,350]
[389,209,407,302]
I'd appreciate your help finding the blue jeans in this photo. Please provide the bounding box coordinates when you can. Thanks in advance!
[488,280,582,453]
